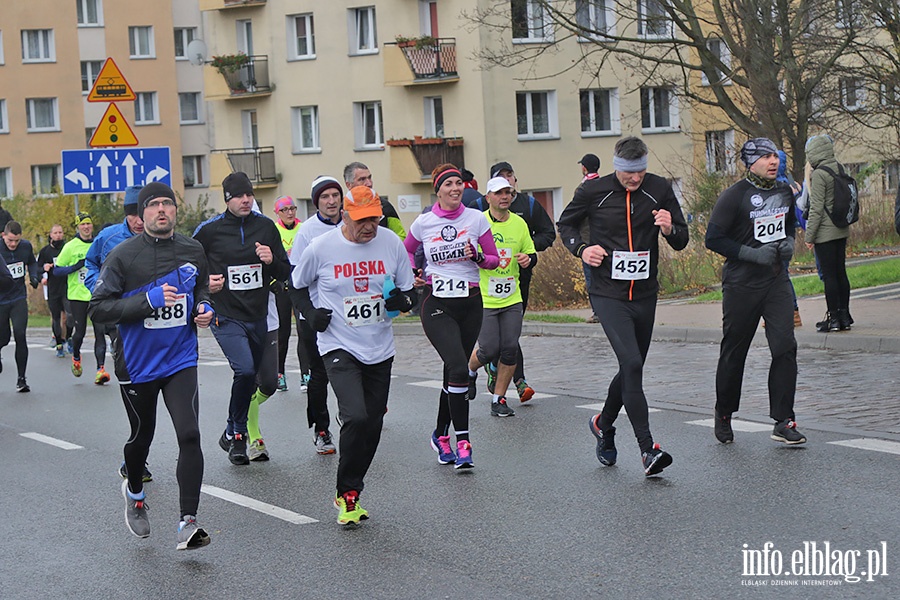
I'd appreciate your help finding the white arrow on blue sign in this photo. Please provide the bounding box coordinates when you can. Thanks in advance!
[61,147,171,194]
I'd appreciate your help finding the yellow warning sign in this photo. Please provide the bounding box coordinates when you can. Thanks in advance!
[89,103,139,147]
[87,58,136,102]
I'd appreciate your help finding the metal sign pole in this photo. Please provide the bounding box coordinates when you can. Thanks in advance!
[74,194,80,214]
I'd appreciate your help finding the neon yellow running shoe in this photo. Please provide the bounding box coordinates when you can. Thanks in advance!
[334,491,369,527]
[72,358,83,378]
[95,367,110,385]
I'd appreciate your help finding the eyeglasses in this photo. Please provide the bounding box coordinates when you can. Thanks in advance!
[279,206,297,212]
[146,199,176,208]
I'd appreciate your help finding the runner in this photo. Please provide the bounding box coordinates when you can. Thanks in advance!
[292,185,416,526]
[466,177,536,417]
[272,195,307,392]
[288,176,344,455]
[0,221,40,392]
[343,162,406,239]
[89,182,212,550]
[193,172,291,465]
[404,164,500,469]
[52,213,94,378]
[705,138,805,445]
[557,136,689,476]
[84,186,144,385]
[37,224,73,358]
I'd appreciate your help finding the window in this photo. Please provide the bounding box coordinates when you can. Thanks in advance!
[579,88,619,136]
[640,87,678,131]
[885,162,900,192]
[174,27,196,60]
[705,130,735,174]
[76,0,102,26]
[0,31,4,65]
[424,96,444,138]
[182,156,206,187]
[354,101,384,148]
[511,0,553,42]
[22,29,55,62]
[702,38,731,86]
[0,168,10,198]
[85,127,94,147]
[637,0,673,39]
[179,92,202,124]
[516,90,558,139]
[350,7,377,55]
[81,60,102,94]
[882,82,899,107]
[129,26,154,59]
[291,106,320,152]
[836,0,862,28]
[0,99,7,133]
[576,0,613,39]
[841,78,864,110]
[134,92,158,124]
[32,164,60,195]
[26,98,59,131]
[288,14,315,60]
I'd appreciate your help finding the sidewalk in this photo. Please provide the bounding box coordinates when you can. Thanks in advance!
[519,295,900,354]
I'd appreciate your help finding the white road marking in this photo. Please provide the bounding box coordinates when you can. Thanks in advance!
[29,344,49,349]
[577,403,660,413]
[686,418,772,433]
[19,432,83,450]
[198,361,229,367]
[201,485,318,525]
[828,438,900,455]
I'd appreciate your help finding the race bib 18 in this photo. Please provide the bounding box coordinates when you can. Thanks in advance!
[227,264,263,290]
[8,262,24,279]
[432,274,468,298]
[611,250,650,281]
[144,294,187,329]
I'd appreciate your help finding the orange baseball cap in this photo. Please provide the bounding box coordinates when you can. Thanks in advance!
[343,186,383,221]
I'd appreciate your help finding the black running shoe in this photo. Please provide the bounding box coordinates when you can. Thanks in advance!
[490,397,515,417]
[467,372,478,400]
[229,433,250,465]
[771,419,807,445]
[641,443,673,476]
[16,377,30,393]
[589,414,617,466]
[119,461,154,482]
[714,411,734,444]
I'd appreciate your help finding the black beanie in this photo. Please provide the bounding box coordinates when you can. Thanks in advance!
[138,182,177,215]
[222,172,254,201]
[310,176,342,208]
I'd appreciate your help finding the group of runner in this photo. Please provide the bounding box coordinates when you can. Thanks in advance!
[4,134,812,544]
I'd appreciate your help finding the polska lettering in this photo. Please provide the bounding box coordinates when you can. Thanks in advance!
[334,260,386,279]
[742,541,889,583]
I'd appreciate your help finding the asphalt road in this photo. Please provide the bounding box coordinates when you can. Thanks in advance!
[2,335,899,599]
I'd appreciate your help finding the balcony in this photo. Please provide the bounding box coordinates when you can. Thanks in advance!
[199,0,266,10]
[384,38,459,87]
[212,147,278,188]
[210,55,272,99]
[386,137,464,183]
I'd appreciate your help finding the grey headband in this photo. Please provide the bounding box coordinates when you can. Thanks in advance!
[740,138,778,168]
[613,156,648,172]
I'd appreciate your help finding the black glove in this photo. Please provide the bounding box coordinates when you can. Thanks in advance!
[738,243,779,266]
[776,238,794,262]
[73,259,86,270]
[30,277,40,289]
[384,287,413,312]
[306,307,333,332]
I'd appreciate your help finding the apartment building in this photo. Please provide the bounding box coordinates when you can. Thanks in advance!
[198,0,694,222]
[0,0,211,206]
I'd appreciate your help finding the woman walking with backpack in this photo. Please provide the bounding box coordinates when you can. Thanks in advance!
[804,134,852,332]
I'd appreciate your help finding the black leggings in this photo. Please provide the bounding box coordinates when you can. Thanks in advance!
[93,322,117,370]
[0,298,29,378]
[593,294,657,453]
[69,299,89,361]
[47,294,72,346]
[815,238,850,313]
[420,286,483,442]
[275,290,308,376]
[300,319,330,431]
[257,329,278,397]
[121,367,203,518]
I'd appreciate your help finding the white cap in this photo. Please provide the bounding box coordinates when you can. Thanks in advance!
[485,176,513,194]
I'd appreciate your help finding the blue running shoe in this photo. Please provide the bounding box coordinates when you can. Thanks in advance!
[430,430,456,465]
[589,414,617,466]
[55,344,65,358]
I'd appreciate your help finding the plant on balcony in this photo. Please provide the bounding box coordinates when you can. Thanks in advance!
[394,35,437,50]
[211,53,251,75]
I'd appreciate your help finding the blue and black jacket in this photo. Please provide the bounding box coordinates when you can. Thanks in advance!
[88,232,211,384]
[84,218,138,292]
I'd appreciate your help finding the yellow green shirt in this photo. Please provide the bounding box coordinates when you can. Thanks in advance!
[479,210,535,309]
[55,236,92,302]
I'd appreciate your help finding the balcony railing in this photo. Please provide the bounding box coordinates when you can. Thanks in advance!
[215,147,277,185]
[199,0,266,10]
[387,137,464,178]
[217,55,271,96]
[387,38,458,81]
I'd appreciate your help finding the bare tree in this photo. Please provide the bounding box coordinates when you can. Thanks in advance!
[465,0,900,176]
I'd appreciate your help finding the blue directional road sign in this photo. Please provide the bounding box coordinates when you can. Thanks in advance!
[61,147,171,194]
